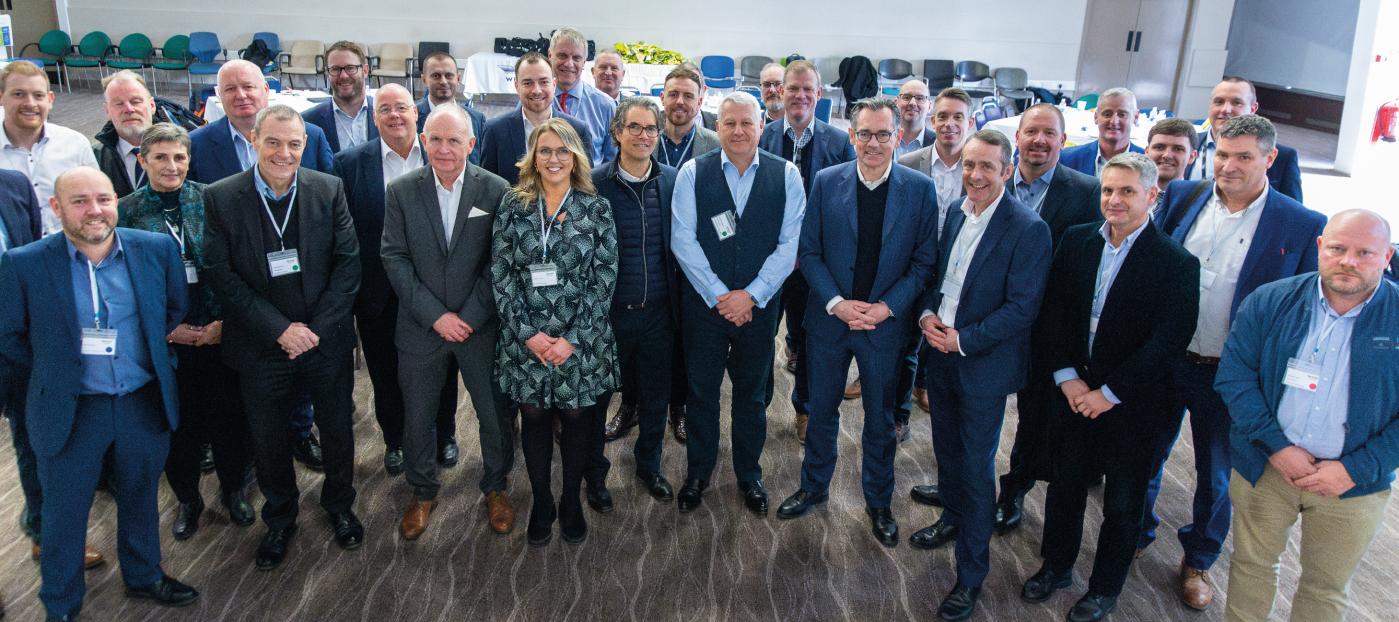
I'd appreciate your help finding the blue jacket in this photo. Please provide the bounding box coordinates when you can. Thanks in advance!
[415,96,485,166]
[0,229,187,456]
[591,158,678,318]
[1058,140,1145,177]
[799,161,939,345]
[477,106,593,186]
[1159,179,1327,320]
[1217,274,1399,498]
[188,116,336,184]
[333,137,425,318]
[0,169,41,248]
[302,96,379,153]
[758,118,856,194]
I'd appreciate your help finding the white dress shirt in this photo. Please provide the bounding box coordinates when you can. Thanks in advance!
[434,167,466,245]
[122,140,143,190]
[926,189,1005,340]
[0,122,100,234]
[381,139,423,190]
[930,153,963,231]
[1183,186,1268,357]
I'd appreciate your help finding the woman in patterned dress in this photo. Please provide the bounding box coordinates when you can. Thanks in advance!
[491,118,618,546]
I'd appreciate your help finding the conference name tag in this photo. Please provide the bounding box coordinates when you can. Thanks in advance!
[529,262,558,287]
[940,275,962,301]
[1200,267,1218,290]
[267,249,301,278]
[81,328,118,356]
[183,259,199,284]
[711,211,738,241]
[1283,358,1321,392]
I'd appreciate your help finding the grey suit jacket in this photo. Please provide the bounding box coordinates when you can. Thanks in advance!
[653,124,720,166]
[898,144,938,176]
[381,164,510,355]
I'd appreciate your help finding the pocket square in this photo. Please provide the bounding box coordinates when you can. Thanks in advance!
[467,206,491,218]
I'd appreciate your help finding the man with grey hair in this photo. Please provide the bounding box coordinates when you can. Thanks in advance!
[1139,113,1326,611]
[758,62,785,125]
[1021,151,1199,621]
[95,70,173,197]
[591,49,626,102]
[189,59,334,183]
[549,27,616,162]
[1059,87,1144,176]
[671,91,805,515]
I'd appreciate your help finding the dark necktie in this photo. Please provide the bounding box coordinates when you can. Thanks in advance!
[131,146,146,189]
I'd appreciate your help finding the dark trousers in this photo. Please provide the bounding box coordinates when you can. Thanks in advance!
[1042,469,1151,597]
[999,379,1055,504]
[356,300,458,451]
[682,294,780,483]
[6,390,42,542]
[241,349,356,530]
[1140,359,1232,569]
[800,326,900,507]
[891,333,921,425]
[165,343,249,503]
[590,304,674,482]
[622,317,687,410]
[35,384,167,619]
[775,271,810,415]
[926,364,1007,588]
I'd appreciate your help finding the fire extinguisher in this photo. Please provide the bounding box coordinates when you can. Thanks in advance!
[1373,99,1399,142]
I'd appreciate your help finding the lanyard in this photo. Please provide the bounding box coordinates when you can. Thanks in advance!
[259,186,298,251]
[1309,311,1344,364]
[1200,201,1251,267]
[163,216,186,256]
[537,190,572,261]
[87,260,104,329]
[661,125,695,168]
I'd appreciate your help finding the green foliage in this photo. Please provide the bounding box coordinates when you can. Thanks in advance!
[613,41,686,66]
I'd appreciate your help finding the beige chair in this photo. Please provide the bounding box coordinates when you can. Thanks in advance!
[370,42,413,87]
[280,39,324,89]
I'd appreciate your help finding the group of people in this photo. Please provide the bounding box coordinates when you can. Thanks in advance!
[0,24,1393,622]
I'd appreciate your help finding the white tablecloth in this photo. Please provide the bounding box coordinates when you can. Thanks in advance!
[462,52,676,97]
[984,105,1180,148]
[204,89,380,124]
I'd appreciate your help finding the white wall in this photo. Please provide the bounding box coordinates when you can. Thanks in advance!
[1226,0,1358,96]
[1172,0,1234,120]
[65,0,1089,85]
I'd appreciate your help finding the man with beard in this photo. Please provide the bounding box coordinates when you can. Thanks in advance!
[1059,88,1144,177]
[303,41,378,153]
[413,51,487,166]
[758,63,784,125]
[94,71,172,198]
[0,60,99,234]
[1144,118,1198,215]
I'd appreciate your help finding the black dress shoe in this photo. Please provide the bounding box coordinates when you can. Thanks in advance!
[677,479,708,513]
[384,447,405,475]
[255,524,298,570]
[910,484,944,507]
[199,443,216,473]
[223,490,255,527]
[293,434,324,471]
[938,583,981,621]
[867,507,898,547]
[669,407,687,444]
[172,500,204,541]
[126,573,199,607]
[586,485,614,514]
[527,499,556,547]
[328,511,364,550]
[994,496,1024,534]
[1067,593,1118,622]
[437,437,460,468]
[776,490,828,519]
[1021,565,1073,603]
[603,404,638,442]
[560,500,587,544]
[910,519,959,550]
[738,480,768,515]
[637,472,673,500]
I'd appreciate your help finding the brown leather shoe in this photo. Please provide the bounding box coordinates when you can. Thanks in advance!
[485,491,515,534]
[399,500,437,540]
[844,377,862,400]
[1179,562,1214,610]
[795,414,809,444]
[32,544,105,569]
[913,387,930,413]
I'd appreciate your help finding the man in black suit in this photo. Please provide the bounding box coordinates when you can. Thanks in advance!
[478,52,592,186]
[414,51,486,166]
[1020,153,1199,622]
[333,83,459,476]
[203,105,363,570]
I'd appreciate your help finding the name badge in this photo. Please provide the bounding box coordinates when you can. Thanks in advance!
[940,274,962,301]
[183,259,199,284]
[528,262,558,287]
[81,328,118,356]
[1089,315,1100,334]
[1200,267,1218,290]
[267,249,301,278]
[711,211,738,241]
[1283,357,1321,392]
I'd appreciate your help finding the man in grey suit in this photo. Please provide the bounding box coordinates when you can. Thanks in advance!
[897,87,975,234]
[381,104,516,540]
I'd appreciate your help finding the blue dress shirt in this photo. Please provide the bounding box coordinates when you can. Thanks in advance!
[1013,164,1055,215]
[1275,280,1373,459]
[659,126,697,169]
[253,164,298,201]
[229,122,257,172]
[671,150,806,308]
[68,232,155,395]
[553,81,617,163]
[0,214,9,253]
[333,100,371,151]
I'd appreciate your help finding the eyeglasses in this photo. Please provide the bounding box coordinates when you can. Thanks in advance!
[376,104,414,115]
[854,130,895,143]
[327,65,362,76]
[759,80,783,90]
[536,147,573,162]
[897,94,929,103]
[624,123,660,137]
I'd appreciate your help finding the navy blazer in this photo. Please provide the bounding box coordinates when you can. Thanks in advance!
[1186,137,1304,203]
[477,106,593,186]
[333,137,426,319]
[415,97,486,166]
[188,116,336,184]
[920,192,1053,397]
[799,161,939,344]
[1058,140,1145,177]
[1037,164,1103,251]
[758,118,857,193]
[302,96,379,154]
[0,169,41,248]
[1159,179,1326,321]
[0,229,187,456]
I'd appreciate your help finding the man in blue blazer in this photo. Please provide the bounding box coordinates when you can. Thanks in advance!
[188,60,334,184]
[1059,88,1145,177]
[301,41,377,154]
[1140,114,1327,611]
[758,60,856,443]
[0,167,46,552]
[414,50,486,166]
[478,52,592,186]
[774,98,938,548]
[1185,77,1304,202]
[0,167,197,619]
[908,130,1052,621]
[1215,209,1397,622]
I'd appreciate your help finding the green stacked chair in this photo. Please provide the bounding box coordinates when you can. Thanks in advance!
[64,31,113,88]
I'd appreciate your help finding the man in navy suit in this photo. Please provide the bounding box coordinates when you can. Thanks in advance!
[1186,76,1304,202]
[0,167,198,619]
[774,97,938,548]
[1058,88,1145,177]
[478,52,593,186]
[907,130,1052,621]
[302,41,377,154]
[414,51,485,166]
[1140,114,1326,611]
[758,59,856,444]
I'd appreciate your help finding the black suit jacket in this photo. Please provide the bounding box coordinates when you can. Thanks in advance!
[415,97,486,166]
[333,138,426,318]
[1038,164,1102,251]
[0,169,41,248]
[478,106,594,186]
[202,168,361,366]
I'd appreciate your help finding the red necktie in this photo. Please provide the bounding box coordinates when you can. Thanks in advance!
[557,92,568,114]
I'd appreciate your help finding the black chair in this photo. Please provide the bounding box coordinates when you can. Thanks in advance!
[955,60,993,98]
[877,58,915,95]
[739,55,773,88]
[410,41,450,94]
[923,59,955,90]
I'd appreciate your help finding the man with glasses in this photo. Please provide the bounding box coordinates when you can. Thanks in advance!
[759,63,785,125]
[478,52,593,185]
[303,41,377,154]
[414,51,487,166]
[548,27,616,163]
[894,80,933,158]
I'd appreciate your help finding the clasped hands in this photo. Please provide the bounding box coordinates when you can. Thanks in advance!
[920,314,960,354]
[1269,445,1355,497]
[433,313,474,343]
[716,290,755,327]
[832,300,891,330]
[1058,379,1115,419]
[166,321,223,347]
[276,322,319,359]
[526,331,575,366]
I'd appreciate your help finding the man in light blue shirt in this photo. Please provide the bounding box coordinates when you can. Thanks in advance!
[670,91,804,515]
[549,27,616,163]
[302,41,378,154]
